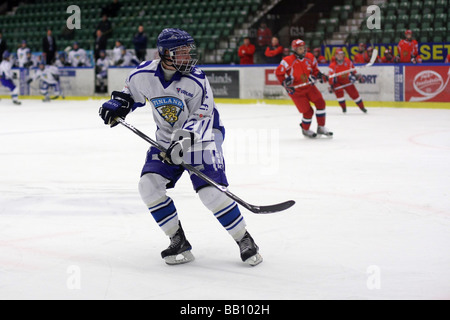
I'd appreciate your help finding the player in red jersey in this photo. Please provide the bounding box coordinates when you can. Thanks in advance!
[445,54,450,63]
[275,39,332,138]
[365,46,381,63]
[397,30,422,63]
[313,48,327,64]
[381,49,397,63]
[328,49,367,114]
[353,43,366,63]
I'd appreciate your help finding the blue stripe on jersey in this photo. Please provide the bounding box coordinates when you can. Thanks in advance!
[183,75,205,102]
[128,70,156,82]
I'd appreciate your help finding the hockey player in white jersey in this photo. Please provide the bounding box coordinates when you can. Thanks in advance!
[68,42,90,67]
[99,28,262,266]
[28,61,61,101]
[17,40,31,68]
[0,51,21,105]
[95,50,110,93]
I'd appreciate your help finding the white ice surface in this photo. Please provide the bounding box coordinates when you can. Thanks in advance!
[0,99,449,300]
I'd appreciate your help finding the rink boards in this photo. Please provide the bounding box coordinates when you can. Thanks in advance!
[1,64,449,105]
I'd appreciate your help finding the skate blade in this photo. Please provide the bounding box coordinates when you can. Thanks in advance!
[245,253,263,266]
[317,133,333,139]
[164,250,195,265]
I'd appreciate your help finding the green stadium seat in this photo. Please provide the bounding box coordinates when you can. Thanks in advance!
[410,1,422,10]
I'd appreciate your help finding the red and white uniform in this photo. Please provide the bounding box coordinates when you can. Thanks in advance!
[328,56,365,112]
[397,39,422,63]
[353,52,366,63]
[275,51,326,130]
[445,54,450,63]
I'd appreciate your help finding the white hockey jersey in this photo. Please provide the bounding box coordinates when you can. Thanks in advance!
[68,48,90,67]
[32,65,60,84]
[17,47,31,68]
[122,59,224,148]
[0,59,14,80]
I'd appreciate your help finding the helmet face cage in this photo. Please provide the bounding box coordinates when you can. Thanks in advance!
[168,43,198,74]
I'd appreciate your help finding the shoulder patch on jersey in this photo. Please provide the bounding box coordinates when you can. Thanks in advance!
[187,67,205,79]
[150,96,184,127]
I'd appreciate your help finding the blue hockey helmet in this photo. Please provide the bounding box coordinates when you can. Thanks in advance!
[2,50,11,59]
[157,28,198,74]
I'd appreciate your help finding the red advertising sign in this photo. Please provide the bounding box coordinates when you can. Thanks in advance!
[265,69,279,85]
[404,66,450,102]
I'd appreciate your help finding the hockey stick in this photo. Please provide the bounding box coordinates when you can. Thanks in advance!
[294,49,378,89]
[115,118,295,214]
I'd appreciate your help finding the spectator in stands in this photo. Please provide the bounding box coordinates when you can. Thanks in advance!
[17,40,30,68]
[264,37,283,64]
[313,47,327,64]
[353,43,366,63]
[238,37,255,65]
[96,14,113,41]
[102,0,122,18]
[68,42,90,67]
[282,47,290,58]
[257,22,272,49]
[133,25,148,62]
[381,49,396,63]
[43,29,57,65]
[94,29,108,61]
[0,32,8,62]
[397,30,422,64]
[256,22,272,63]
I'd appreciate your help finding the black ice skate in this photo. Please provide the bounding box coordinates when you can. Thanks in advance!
[360,107,368,113]
[13,100,21,105]
[300,123,317,138]
[161,222,195,265]
[236,231,263,266]
[317,126,333,138]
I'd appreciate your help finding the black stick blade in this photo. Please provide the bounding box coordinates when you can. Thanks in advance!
[247,200,296,214]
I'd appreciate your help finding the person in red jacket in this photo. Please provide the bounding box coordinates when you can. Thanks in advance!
[275,39,332,138]
[264,37,283,64]
[238,37,255,65]
[313,47,327,64]
[328,49,367,114]
[353,43,366,63]
[397,30,422,63]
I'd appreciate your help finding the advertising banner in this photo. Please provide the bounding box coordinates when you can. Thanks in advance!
[322,43,450,63]
[203,70,240,98]
[404,65,450,102]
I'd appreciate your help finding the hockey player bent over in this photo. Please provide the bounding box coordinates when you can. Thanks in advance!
[99,28,262,266]
[275,39,332,138]
[0,51,21,105]
[328,49,367,113]
[28,61,61,102]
